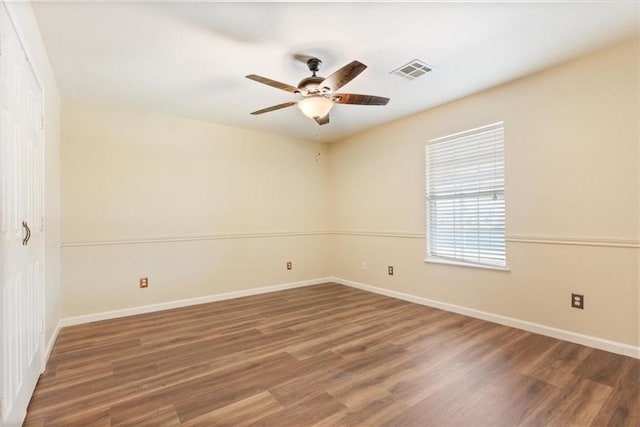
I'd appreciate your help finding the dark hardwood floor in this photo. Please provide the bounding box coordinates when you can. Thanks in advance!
[24,283,639,426]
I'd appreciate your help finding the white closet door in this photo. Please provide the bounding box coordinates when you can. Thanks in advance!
[0,2,45,425]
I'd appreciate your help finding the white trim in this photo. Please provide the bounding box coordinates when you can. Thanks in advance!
[331,230,424,239]
[424,257,510,272]
[60,231,331,248]
[44,242,61,253]
[2,1,44,94]
[42,322,60,371]
[59,231,640,249]
[331,277,640,359]
[329,230,640,249]
[59,277,332,327]
[506,234,640,249]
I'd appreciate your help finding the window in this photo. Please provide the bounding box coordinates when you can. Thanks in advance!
[426,122,506,268]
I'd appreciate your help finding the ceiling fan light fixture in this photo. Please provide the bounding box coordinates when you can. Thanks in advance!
[297,96,333,119]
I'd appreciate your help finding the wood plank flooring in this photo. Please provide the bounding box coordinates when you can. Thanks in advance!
[24,283,639,426]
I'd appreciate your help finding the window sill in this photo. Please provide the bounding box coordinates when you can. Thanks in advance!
[424,257,510,272]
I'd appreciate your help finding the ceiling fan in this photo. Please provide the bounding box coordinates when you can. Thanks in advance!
[246,57,389,125]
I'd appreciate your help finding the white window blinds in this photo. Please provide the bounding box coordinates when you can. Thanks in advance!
[426,122,505,268]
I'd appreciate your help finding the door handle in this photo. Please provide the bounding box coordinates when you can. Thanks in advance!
[22,221,31,245]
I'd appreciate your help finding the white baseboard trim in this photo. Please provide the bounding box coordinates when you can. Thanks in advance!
[56,275,639,359]
[59,277,332,327]
[43,322,61,367]
[331,277,640,359]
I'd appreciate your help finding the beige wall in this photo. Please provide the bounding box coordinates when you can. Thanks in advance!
[5,1,62,351]
[329,38,639,346]
[61,101,330,316]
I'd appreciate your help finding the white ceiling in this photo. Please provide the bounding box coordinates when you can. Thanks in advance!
[32,1,639,143]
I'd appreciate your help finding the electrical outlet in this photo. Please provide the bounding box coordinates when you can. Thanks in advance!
[571,293,584,309]
[139,277,148,288]
[388,266,394,276]
[286,261,292,270]
[361,261,367,270]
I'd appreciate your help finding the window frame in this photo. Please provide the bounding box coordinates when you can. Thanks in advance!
[425,122,508,271]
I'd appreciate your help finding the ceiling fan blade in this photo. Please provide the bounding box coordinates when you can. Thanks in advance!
[332,93,390,106]
[314,114,330,125]
[246,74,299,93]
[250,101,297,115]
[293,54,318,64]
[320,61,367,92]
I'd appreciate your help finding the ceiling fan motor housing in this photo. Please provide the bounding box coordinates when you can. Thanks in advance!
[297,75,326,93]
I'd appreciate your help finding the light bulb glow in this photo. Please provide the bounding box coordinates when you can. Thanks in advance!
[297,96,333,119]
